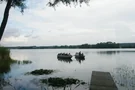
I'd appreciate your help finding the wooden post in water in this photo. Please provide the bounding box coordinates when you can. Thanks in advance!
[90,71,118,90]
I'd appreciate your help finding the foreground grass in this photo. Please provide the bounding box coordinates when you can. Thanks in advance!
[0,46,11,61]
[0,46,17,74]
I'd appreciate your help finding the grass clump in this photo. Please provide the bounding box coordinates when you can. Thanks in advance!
[0,46,13,74]
[15,60,32,65]
[29,69,55,75]
[41,77,86,87]
[0,46,11,61]
[22,60,32,64]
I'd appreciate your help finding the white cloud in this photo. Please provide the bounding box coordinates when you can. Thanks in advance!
[0,0,135,46]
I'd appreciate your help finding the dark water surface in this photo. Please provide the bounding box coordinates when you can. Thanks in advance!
[1,49,135,90]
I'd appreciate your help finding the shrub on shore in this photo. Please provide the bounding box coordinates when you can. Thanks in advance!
[0,46,11,61]
[0,46,12,74]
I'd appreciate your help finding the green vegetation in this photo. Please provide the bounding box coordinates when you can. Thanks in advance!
[28,69,55,75]
[112,65,135,89]
[0,46,28,74]
[0,46,11,74]
[22,60,32,64]
[0,46,11,61]
[41,77,86,87]
[8,41,134,49]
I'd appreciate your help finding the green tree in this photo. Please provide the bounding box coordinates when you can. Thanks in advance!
[0,0,89,41]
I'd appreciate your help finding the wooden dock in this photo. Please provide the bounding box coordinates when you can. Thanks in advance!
[90,71,118,90]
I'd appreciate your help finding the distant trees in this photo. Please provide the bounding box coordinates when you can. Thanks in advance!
[7,42,122,49]
[95,42,120,48]
[78,42,120,48]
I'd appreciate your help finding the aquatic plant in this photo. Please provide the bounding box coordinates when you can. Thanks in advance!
[13,60,32,65]
[22,60,32,64]
[112,65,135,90]
[0,46,11,61]
[28,69,55,75]
[41,77,86,89]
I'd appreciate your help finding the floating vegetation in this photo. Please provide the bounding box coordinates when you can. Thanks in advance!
[19,60,32,65]
[41,77,86,89]
[27,69,55,75]
[41,77,86,90]
[12,60,32,65]
[112,65,135,90]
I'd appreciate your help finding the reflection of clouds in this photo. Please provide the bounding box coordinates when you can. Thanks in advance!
[10,50,29,61]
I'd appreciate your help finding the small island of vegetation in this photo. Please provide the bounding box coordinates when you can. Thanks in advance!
[41,77,86,89]
[26,69,56,75]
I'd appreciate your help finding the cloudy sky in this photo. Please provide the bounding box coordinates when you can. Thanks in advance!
[0,0,135,46]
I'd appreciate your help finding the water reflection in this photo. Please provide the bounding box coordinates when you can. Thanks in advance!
[0,60,11,90]
[112,65,135,90]
[75,57,85,64]
[97,50,135,55]
[6,49,135,90]
[0,60,32,89]
[0,61,11,74]
[97,51,120,55]
[57,58,73,63]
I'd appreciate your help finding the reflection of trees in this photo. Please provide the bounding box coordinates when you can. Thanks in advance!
[41,77,86,90]
[0,60,11,89]
[0,61,10,74]
[57,58,73,63]
[0,60,32,89]
[112,65,135,90]
[75,57,85,64]
[97,51,120,55]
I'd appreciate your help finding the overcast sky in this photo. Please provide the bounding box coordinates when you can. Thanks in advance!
[0,0,135,46]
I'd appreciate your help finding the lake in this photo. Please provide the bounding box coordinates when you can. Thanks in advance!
[1,49,135,90]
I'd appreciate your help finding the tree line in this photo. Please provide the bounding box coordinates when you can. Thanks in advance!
[6,42,135,49]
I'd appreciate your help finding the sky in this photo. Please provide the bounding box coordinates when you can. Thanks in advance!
[0,0,135,46]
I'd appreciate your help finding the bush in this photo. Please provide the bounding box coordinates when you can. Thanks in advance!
[0,46,11,61]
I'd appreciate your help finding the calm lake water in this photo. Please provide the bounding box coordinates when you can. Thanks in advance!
[2,49,135,90]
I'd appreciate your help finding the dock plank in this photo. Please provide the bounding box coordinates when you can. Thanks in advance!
[90,71,118,90]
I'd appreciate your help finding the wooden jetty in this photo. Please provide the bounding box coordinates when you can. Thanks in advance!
[90,71,118,90]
